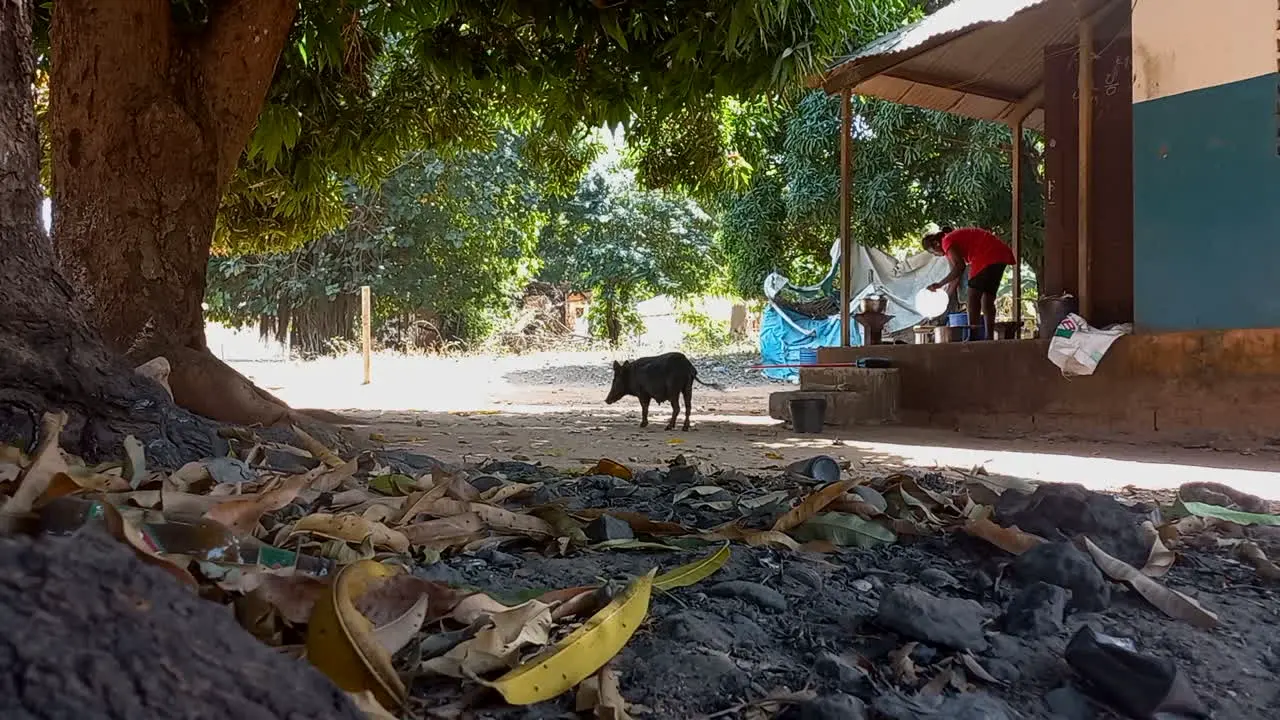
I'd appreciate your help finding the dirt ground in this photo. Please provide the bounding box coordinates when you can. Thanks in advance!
[233,350,1280,502]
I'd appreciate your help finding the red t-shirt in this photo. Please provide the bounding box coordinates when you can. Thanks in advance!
[941,227,1016,277]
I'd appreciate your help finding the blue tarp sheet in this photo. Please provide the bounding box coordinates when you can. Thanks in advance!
[759,304,859,382]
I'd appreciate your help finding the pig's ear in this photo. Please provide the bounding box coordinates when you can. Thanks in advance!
[612,361,623,372]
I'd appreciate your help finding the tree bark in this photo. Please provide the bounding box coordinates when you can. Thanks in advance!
[42,0,325,428]
[0,0,225,463]
[49,0,296,359]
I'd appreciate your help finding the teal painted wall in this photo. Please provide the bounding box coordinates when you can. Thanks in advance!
[1133,73,1280,331]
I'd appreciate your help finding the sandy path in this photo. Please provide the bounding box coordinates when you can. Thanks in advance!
[232,350,1280,500]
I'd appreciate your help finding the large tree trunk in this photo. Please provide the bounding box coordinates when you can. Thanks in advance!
[0,0,224,463]
[46,0,320,427]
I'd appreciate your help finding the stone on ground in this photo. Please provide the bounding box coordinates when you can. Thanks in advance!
[1003,581,1069,637]
[875,584,989,651]
[1012,541,1111,612]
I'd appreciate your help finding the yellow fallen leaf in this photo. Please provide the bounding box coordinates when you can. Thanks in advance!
[1083,537,1219,629]
[292,513,411,553]
[576,665,632,720]
[772,480,855,533]
[764,451,784,460]
[205,465,326,536]
[5,412,68,515]
[305,560,407,709]
[667,439,684,445]
[654,543,730,592]
[490,570,656,705]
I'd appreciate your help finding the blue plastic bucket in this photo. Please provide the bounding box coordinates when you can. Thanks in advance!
[797,348,819,365]
[946,312,969,327]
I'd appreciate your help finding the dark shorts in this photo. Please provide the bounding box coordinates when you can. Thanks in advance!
[967,263,1008,295]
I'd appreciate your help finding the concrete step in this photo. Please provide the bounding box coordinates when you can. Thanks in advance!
[799,366,899,392]
[769,387,899,427]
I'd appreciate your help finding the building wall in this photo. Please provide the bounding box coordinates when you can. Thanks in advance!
[1131,0,1280,331]
[1042,15,1134,327]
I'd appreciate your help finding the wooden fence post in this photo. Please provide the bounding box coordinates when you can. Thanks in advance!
[361,286,372,385]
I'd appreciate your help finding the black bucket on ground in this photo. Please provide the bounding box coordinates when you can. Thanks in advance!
[789,397,827,434]
[1038,295,1080,339]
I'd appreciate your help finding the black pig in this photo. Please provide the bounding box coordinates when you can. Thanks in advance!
[605,352,722,431]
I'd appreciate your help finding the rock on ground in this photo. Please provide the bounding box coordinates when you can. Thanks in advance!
[995,483,1150,567]
[875,584,989,651]
[0,529,361,720]
[1012,541,1111,612]
[1003,581,1069,637]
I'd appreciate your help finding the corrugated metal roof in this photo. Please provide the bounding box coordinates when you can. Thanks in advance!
[816,0,1125,129]
[830,0,1052,71]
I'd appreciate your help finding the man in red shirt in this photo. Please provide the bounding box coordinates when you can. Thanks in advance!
[924,226,1016,341]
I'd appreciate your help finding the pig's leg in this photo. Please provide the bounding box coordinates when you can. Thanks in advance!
[666,396,679,430]
[681,384,692,431]
[639,397,651,428]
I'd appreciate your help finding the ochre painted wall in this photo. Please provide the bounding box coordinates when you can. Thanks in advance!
[1132,0,1277,101]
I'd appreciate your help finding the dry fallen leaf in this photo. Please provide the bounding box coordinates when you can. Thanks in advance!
[576,665,632,720]
[205,466,326,536]
[291,513,411,553]
[291,425,346,468]
[423,599,554,678]
[4,412,68,515]
[572,509,691,537]
[890,642,920,684]
[480,482,539,505]
[451,592,514,625]
[346,690,400,720]
[99,502,198,589]
[963,516,1044,555]
[305,560,407,710]
[1140,520,1175,577]
[401,512,486,549]
[250,573,330,624]
[313,458,359,492]
[1083,537,1219,629]
[1237,541,1280,580]
[772,480,856,533]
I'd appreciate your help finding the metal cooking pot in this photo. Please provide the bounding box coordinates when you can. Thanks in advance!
[861,295,888,314]
[934,326,966,343]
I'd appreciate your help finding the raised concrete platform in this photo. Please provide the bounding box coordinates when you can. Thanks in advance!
[769,368,900,427]
[816,330,1280,445]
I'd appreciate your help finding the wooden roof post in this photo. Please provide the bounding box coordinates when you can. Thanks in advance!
[839,89,854,347]
[1076,8,1093,320]
[1011,119,1024,328]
